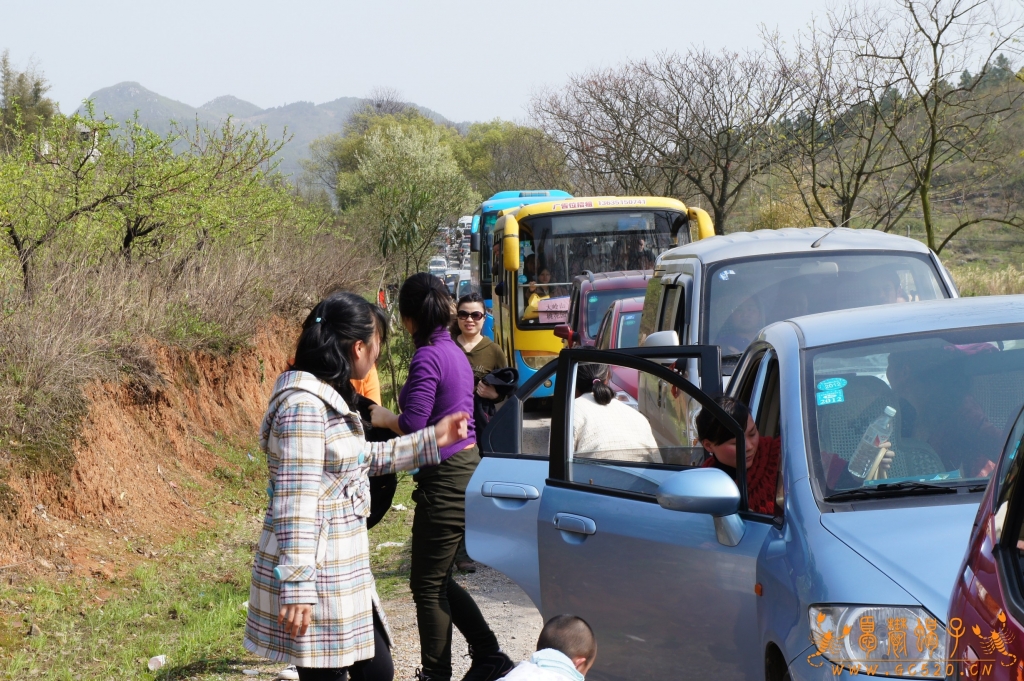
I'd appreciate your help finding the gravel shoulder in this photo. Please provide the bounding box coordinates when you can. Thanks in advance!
[384,565,543,679]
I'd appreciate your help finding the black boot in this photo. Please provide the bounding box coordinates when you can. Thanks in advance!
[459,646,514,681]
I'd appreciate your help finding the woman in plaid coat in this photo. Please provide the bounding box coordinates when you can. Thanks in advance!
[244,292,469,681]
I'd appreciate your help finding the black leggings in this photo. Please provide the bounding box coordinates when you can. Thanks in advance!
[296,610,393,681]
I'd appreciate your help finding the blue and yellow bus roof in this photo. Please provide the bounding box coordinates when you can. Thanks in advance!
[497,196,715,239]
[473,190,573,233]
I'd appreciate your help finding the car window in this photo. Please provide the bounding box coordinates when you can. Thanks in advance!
[659,285,682,333]
[584,289,640,338]
[807,329,1024,500]
[638,275,662,345]
[567,361,704,497]
[705,253,946,355]
[616,312,642,348]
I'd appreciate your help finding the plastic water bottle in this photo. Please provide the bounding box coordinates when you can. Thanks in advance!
[847,406,897,479]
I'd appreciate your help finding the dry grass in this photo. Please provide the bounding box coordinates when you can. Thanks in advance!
[949,264,1024,297]
[0,228,374,471]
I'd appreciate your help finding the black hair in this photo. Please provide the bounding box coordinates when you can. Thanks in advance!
[695,396,750,446]
[399,272,453,346]
[537,614,597,662]
[575,363,615,406]
[457,292,486,310]
[289,291,388,409]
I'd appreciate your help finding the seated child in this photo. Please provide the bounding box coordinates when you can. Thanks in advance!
[503,615,597,681]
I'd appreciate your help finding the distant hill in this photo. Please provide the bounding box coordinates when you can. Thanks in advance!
[80,82,454,178]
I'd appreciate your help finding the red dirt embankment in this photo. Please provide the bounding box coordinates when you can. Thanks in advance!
[0,318,295,576]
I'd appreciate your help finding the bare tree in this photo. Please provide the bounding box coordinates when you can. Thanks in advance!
[533,45,796,234]
[641,46,796,234]
[772,14,919,231]
[368,87,409,116]
[532,64,682,197]
[848,0,1024,251]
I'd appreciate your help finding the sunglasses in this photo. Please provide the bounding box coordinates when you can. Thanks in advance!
[457,310,485,321]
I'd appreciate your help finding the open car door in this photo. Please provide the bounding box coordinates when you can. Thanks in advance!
[465,361,558,609]
[537,346,770,681]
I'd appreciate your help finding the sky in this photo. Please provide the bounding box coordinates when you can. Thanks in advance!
[3,0,824,123]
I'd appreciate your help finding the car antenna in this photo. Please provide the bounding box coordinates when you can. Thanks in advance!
[583,269,595,284]
[811,208,872,248]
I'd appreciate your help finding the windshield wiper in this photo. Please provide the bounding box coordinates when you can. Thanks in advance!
[824,481,958,502]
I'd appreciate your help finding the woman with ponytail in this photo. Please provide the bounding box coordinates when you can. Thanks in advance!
[244,291,469,681]
[572,363,659,462]
[370,273,512,681]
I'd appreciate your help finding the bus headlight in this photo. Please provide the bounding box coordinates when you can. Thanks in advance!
[520,352,557,370]
[808,605,949,678]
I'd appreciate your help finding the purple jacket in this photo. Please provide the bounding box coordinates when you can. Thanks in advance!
[399,326,476,459]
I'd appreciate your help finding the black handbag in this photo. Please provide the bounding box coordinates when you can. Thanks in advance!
[474,367,519,426]
[354,394,398,530]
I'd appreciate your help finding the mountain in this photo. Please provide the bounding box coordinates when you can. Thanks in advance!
[81,82,453,178]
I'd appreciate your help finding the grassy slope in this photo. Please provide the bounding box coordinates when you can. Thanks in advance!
[0,437,417,680]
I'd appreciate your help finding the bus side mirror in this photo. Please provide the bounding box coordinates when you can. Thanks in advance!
[471,232,480,252]
[554,324,573,344]
[688,207,715,240]
[494,281,507,298]
[500,215,520,272]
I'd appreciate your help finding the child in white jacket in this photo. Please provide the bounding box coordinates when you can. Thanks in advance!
[503,615,596,681]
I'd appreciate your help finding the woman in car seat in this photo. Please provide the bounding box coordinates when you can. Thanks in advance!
[697,397,781,515]
[572,363,659,462]
[886,348,1002,478]
[716,295,764,355]
[700,397,898,509]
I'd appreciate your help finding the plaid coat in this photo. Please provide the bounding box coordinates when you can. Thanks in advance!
[244,371,441,668]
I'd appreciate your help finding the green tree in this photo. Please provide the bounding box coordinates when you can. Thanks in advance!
[0,50,56,153]
[459,120,572,195]
[353,124,478,278]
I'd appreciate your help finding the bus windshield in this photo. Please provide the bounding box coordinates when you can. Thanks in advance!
[510,210,678,328]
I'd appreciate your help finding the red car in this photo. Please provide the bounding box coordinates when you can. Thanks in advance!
[554,270,651,348]
[593,296,645,400]
[948,405,1024,680]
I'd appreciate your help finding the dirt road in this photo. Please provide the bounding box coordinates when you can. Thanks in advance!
[386,566,543,679]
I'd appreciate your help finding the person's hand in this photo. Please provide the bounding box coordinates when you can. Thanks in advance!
[370,404,397,431]
[476,382,500,400]
[279,603,313,639]
[876,445,896,475]
[435,412,470,448]
[528,281,537,293]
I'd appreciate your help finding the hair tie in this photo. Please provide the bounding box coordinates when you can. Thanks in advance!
[592,378,602,385]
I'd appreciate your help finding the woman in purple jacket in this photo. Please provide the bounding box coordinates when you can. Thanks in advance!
[371,273,513,681]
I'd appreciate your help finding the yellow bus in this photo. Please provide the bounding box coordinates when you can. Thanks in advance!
[490,196,714,397]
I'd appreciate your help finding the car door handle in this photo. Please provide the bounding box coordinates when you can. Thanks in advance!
[553,513,597,535]
[481,482,540,500]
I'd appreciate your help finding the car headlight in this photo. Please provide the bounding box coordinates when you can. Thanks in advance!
[520,352,557,370]
[808,605,949,678]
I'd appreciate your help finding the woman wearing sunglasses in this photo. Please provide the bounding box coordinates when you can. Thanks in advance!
[454,293,508,413]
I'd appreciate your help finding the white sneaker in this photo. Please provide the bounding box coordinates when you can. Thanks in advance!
[276,665,299,680]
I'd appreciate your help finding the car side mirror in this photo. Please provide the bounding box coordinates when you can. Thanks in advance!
[553,324,573,344]
[642,330,680,348]
[656,468,745,547]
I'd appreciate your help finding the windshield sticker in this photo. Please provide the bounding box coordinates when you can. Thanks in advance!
[588,295,598,304]
[718,269,736,281]
[596,198,647,207]
[551,201,595,211]
[816,389,845,406]
[817,377,848,391]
